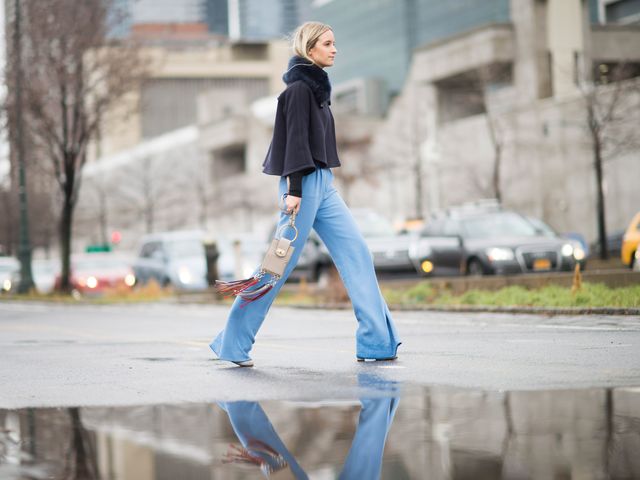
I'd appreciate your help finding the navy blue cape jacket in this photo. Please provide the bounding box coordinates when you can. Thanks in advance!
[262,80,341,177]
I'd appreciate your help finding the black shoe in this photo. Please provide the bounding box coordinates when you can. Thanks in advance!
[231,359,254,367]
[356,356,397,362]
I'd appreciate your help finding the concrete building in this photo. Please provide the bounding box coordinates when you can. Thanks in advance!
[593,0,640,24]
[310,0,512,114]
[359,0,640,245]
[77,0,640,254]
[312,0,640,114]
[231,0,310,41]
[78,37,291,250]
[92,39,289,160]
[116,0,309,39]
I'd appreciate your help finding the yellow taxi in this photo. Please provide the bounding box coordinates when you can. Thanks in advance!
[621,211,640,270]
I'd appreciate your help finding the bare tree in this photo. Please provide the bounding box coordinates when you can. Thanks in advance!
[63,408,99,480]
[114,156,164,234]
[334,136,380,205]
[8,0,148,291]
[577,62,640,259]
[436,64,512,204]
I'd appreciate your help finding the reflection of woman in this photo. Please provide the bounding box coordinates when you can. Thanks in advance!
[219,382,400,479]
[339,397,399,480]
[210,21,401,368]
[218,402,308,479]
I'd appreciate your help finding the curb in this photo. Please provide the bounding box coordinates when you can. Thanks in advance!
[284,303,640,316]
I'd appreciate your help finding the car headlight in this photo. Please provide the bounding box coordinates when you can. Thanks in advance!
[420,260,434,273]
[86,276,98,289]
[561,243,574,257]
[178,266,193,285]
[2,279,11,291]
[573,246,585,261]
[486,248,515,262]
[124,274,136,287]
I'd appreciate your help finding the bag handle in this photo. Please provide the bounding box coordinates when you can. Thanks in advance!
[276,212,298,242]
[277,193,298,241]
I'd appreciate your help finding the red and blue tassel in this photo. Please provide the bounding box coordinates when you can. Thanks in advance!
[215,270,280,307]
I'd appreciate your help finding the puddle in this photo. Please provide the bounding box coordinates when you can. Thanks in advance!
[1,384,639,479]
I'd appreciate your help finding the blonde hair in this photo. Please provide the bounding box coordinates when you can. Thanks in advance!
[291,22,332,62]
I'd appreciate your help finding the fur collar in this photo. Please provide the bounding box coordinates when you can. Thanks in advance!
[282,55,331,106]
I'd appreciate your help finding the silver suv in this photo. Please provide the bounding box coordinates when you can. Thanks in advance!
[133,230,208,291]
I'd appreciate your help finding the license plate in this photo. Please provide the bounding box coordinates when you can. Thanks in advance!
[533,258,551,270]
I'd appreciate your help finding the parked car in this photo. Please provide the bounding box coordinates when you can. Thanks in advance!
[525,216,588,268]
[268,208,418,283]
[0,256,19,293]
[411,205,581,276]
[31,259,60,294]
[215,233,268,282]
[351,208,419,275]
[7,258,60,294]
[133,230,208,291]
[622,211,640,270]
[54,253,136,296]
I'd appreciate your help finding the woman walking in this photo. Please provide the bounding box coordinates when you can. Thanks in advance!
[210,21,401,367]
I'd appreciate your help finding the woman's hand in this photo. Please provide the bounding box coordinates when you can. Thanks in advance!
[284,194,301,215]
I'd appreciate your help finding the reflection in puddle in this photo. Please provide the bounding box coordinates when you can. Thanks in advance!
[1,384,639,479]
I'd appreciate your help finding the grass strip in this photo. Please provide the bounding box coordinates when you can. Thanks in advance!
[381,282,640,308]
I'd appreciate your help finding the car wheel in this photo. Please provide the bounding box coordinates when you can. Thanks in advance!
[467,259,485,276]
[632,253,639,272]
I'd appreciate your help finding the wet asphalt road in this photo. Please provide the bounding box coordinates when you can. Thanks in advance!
[1,301,639,408]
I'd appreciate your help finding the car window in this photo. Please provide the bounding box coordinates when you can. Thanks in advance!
[73,256,132,272]
[442,219,460,237]
[352,211,395,237]
[140,243,156,258]
[165,239,204,258]
[461,212,538,239]
[423,219,443,236]
[526,217,556,237]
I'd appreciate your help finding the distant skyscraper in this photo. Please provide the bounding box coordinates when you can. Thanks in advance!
[203,0,229,35]
[113,0,308,40]
[132,0,203,23]
[230,0,308,41]
[311,0,511,97]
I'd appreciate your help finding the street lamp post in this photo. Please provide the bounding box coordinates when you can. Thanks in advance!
[13,0,35,293]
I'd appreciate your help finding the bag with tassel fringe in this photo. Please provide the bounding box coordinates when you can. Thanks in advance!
[215,202,298,307]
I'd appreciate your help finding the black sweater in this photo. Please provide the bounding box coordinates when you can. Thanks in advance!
[262,56,341,198]
[288,170,303,198]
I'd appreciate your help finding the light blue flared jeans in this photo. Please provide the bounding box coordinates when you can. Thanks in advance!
[210,167,401,362]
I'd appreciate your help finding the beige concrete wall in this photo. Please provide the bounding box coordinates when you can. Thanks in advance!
[547,0,586,97]
[90,40,289,161]
[366,0,640,242]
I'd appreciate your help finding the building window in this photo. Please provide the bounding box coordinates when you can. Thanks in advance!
[601,0,640,24]
[436,64,512,124]
[211,144,246,181]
